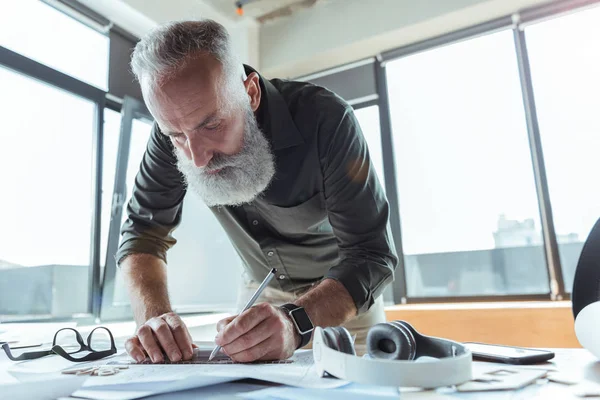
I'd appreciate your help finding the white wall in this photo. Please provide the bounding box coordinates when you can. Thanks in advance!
[78,0,157,38]
[121,0,260,67]
[80,0,260,67]
[259,0,554,78]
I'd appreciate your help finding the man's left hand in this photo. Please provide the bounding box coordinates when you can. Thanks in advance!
[215,302,300,362]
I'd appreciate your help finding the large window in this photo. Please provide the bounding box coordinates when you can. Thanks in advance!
[0,0,109,89]
[0,66,96,319]
[386,30,549,297]
[526,5,600,292]
[3,0,597,322]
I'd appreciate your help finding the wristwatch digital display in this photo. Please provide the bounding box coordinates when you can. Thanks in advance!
[280,303,314,349]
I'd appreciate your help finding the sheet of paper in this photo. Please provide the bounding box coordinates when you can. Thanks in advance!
[7,352,122,381]
[108,348,242,364]
[457,366,547,392]
[138,381,268,400]
[1,375,86,400]
[240,384,458,400]
[240,386,393,400]
[241,350,346,389]
[74,374,239,400]
[73,349,345,400]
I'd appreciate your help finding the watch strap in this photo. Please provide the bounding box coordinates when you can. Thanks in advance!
[281,303,313,349]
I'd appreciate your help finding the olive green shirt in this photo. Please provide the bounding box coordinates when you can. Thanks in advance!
[116,66,398,314]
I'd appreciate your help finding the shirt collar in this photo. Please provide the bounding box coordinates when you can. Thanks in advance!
[244,65,304,151]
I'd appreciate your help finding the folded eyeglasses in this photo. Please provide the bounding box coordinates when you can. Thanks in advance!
[1,327,117,363]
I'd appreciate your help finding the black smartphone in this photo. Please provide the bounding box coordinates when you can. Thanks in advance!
[464,342,555,365]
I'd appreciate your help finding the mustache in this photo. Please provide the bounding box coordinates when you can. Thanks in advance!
[202,153,238,171]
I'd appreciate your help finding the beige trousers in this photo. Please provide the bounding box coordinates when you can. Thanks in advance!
[237,280,386,355]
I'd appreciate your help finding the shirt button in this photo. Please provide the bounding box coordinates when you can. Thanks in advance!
[279,274,286,280]
[267,251,274,257]
[252,220,259,226]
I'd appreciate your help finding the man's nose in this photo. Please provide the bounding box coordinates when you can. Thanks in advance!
[187,136,213,168]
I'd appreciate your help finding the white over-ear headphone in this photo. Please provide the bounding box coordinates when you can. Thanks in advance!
[313,320,472,388]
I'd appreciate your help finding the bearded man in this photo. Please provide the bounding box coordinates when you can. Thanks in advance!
[118,19,397,364]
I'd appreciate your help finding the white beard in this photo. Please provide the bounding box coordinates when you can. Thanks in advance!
[174,105,276,207]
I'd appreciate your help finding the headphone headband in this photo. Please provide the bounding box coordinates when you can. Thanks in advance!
[313,321,472,388]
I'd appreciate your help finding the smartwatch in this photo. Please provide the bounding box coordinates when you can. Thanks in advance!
[280,303,314,349]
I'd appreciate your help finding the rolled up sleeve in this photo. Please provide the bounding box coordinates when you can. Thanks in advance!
[115,123,186,265]
[321,103,398,314]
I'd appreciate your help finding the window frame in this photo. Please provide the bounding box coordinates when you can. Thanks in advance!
[382,28,559,303]
[381,0,600,303]
[0,45,105,321]
[0,0,141,322]
[100,96,154,321]
[306,0,600,304]
[3,0,599,323]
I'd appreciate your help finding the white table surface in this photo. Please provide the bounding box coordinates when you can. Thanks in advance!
[1,340,599,399]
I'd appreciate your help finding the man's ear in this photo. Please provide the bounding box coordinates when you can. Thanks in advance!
[244,72,261,112]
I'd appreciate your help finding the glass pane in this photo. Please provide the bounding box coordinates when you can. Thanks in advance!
[0,0,109,89]
[0,66,95,319]
[120,119,154,229]
[100,109,122,268]
[526,5,600,292]
[112,119,242,311]
[112,118,153,306]
[386,30,549,297]
[165,194,243,311]
[354,105,385,186]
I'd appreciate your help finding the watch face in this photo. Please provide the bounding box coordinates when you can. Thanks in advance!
[290,308,313,335]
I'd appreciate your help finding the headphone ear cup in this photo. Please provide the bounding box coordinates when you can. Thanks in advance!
[366,321,417,360]
[322,326,356,355]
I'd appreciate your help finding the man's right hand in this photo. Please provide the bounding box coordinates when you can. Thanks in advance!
[125,312,195,363]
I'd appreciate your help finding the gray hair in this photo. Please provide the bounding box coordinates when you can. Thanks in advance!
[130,19,244,98]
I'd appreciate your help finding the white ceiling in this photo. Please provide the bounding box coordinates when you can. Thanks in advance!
[204,0,326,23]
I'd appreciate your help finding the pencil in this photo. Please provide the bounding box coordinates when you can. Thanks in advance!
[208,268,277,361]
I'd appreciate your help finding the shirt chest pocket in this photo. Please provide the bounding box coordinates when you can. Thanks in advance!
[255,192,329,237]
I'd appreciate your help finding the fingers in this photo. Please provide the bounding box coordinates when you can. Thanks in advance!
[147,316,182,362]
[216,316,236,333]
[228,335,273,363]
[221,318,276,356]
[133,313,193,363]
[216,303,271,346]
[163,313,194,360]
[137,324,164,363]
[124,336,146,363]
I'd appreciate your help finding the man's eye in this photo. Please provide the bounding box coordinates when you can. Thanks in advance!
[205,123,220,131]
